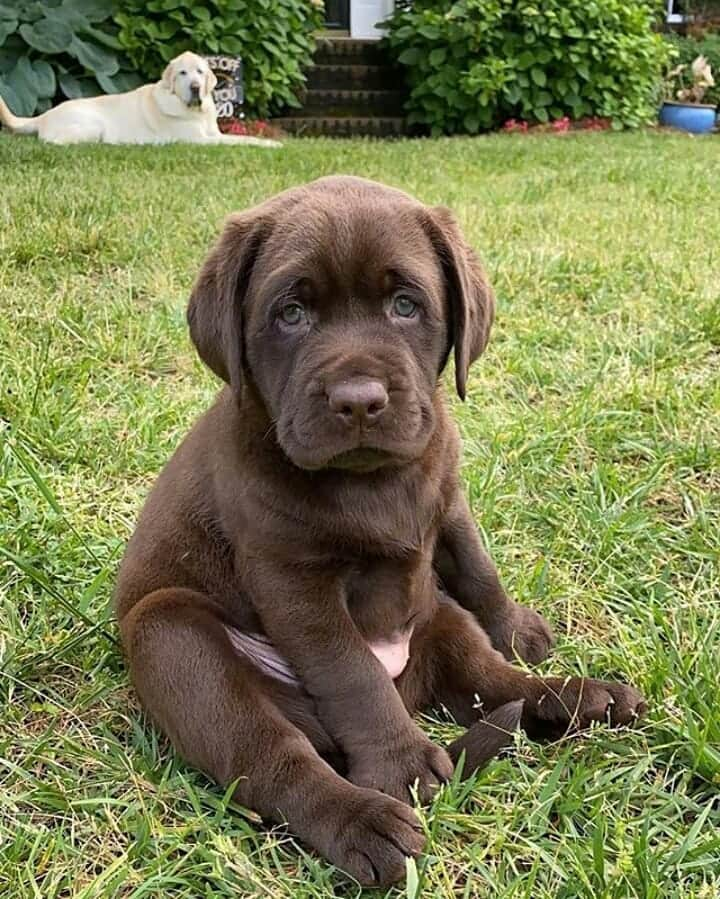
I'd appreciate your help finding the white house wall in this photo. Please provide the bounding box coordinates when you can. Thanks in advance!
[351,0,395,39]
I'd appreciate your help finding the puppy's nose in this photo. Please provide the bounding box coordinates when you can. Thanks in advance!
[190,82,200,94]
[327,379,388,426]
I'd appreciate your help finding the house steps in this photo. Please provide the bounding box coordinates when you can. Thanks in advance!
[272,37,408,138]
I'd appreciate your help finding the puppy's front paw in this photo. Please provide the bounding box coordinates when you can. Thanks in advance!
[348,731,454,805]
[485,602,555,664]
[524,676,647,740]
[323,788,425,887]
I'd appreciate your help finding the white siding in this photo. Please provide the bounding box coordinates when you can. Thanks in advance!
[351,0,395,39]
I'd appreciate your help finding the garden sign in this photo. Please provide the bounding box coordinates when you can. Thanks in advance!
[206,55,244,120]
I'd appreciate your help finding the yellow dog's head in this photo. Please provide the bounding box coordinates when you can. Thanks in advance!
[161,52,217,108]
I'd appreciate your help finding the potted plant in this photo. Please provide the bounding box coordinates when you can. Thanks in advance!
[660,55,717,133]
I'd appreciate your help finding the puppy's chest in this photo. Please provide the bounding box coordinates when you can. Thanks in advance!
[226,553,436,686]
[344,555,433,640]
[343,553,436,678]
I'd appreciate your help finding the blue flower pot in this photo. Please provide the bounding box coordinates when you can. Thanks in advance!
[659,101,717,134]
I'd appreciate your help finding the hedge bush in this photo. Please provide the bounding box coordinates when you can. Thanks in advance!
[0,0,139,116]
[664,32,720,106]
[114,0,324,118]
[383,0,670,134]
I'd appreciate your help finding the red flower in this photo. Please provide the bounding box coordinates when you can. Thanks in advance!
[580,116,611,131]
[504,119,529,133]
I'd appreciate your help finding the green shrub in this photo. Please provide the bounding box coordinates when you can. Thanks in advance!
[383,0,670,134]
[0,0,140,116]
[114,0,324,118]
[664,32,720,106]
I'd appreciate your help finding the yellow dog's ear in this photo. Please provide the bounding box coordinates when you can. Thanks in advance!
[160,60,176,92]
[203,67,218,98]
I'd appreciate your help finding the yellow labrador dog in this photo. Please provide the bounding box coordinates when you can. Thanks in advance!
[0,51,280,147]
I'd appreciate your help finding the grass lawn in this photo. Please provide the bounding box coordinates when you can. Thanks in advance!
[1,130,719,898]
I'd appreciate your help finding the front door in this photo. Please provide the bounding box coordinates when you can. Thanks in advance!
[324,0,350,30]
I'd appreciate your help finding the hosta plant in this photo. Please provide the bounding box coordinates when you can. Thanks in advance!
[0,0,139,116]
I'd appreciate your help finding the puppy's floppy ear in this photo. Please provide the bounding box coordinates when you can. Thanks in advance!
[187,211,269,393]
[160,60,176,92]
[422,206,495,400]
[203,66,218,98]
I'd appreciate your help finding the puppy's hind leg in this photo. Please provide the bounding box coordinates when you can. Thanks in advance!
[398,597,645,773]
[119,588,425,887]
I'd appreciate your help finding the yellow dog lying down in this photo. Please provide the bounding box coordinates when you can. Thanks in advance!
[0,51,280,147]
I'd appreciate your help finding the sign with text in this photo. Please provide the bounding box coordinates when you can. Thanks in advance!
[207,55,244,119]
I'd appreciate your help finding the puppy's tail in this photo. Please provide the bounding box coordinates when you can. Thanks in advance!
[447,700,524,775]
[0,94,40,135]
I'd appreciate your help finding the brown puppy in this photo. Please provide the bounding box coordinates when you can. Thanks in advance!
[115,176,645,886]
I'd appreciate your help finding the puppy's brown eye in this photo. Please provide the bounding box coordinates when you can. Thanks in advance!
[179,70,187,75]
[392,295,418,318]
[279,303,306,326]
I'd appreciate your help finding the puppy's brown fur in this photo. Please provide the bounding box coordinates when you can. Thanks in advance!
[116,176,645,886]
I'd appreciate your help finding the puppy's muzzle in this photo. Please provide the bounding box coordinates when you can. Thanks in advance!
[326,378,388,428]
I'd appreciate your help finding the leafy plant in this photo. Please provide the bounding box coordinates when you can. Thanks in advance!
[665,55,715,105]
[114,0,324,118]
[382,0,670,134]
[664,32,720,106]
[0,0,140,116]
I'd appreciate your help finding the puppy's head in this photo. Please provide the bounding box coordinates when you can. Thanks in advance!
[188,177,494,472]
[161,52,216,108]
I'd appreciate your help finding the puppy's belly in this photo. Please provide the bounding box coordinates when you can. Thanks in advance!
[367,636,411,679]
[224,626,412,685]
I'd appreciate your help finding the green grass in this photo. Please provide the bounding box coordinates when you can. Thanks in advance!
[1,130,719,898]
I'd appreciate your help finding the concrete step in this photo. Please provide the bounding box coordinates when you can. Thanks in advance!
[306,63,397,91]
[295,88,405,117]
[313,37,388,66]
[273,116,408,138]
[276,37,408,136]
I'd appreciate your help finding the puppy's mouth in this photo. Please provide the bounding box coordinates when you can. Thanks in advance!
[325,448,395,473]
[284,435,424,473]
[279,399,434,473]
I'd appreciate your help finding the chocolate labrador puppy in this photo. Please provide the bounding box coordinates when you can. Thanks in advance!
[116,176,645,886]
